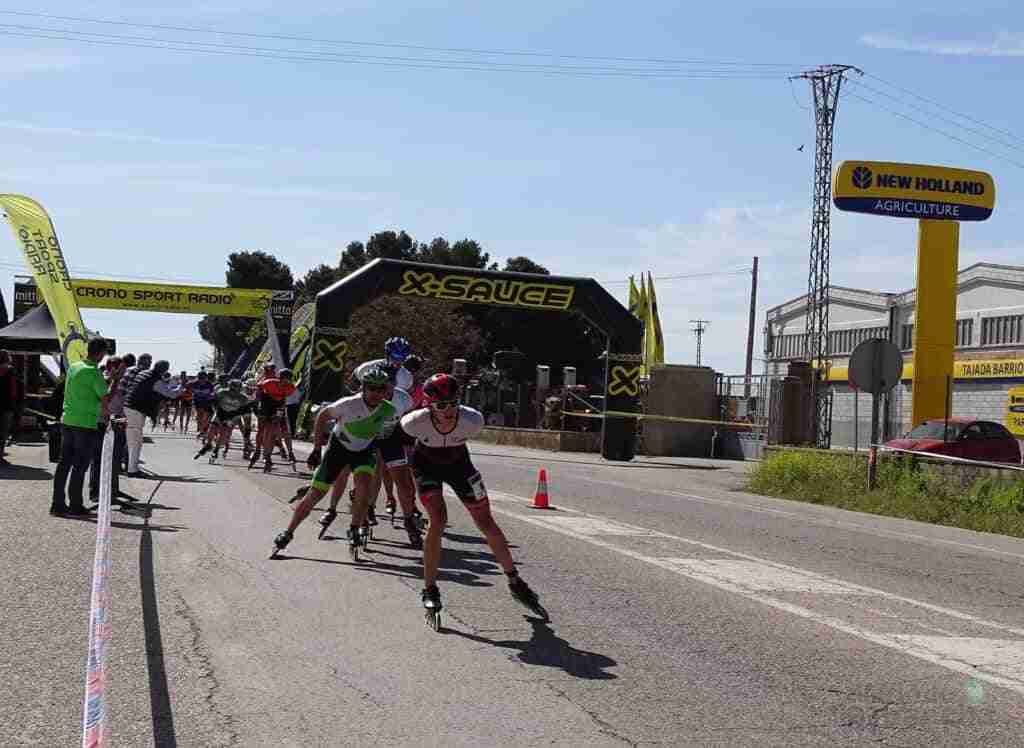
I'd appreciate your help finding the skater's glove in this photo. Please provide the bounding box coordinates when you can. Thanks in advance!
[306,448,322,469]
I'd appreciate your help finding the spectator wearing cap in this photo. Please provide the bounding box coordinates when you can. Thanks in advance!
[0,350,19,464]
[51,338,109,516]
[123,360,181,476]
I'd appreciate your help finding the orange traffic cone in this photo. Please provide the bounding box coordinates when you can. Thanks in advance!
[532,468,551,509]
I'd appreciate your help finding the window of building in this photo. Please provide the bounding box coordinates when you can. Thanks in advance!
[955,318,973,347]
[981,314,1024,346]
[901,324,914,351]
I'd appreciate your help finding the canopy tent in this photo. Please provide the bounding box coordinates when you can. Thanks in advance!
[0,303,115,355]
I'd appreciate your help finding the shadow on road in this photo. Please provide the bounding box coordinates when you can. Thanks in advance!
[0,463,53,481]
[445,615,618,680]
[140,511,178,747]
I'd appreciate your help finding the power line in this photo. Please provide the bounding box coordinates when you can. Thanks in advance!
[0,9,803,68]
[0,258,224,285]
[847,78,1024,156]
[0,29,791,79]
[863,72,1024,146]
[599,269,750,286]
[844,89,1024,170]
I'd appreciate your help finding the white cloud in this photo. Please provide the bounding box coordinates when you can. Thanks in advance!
[0,48,83,76]
[860,31,1024,57]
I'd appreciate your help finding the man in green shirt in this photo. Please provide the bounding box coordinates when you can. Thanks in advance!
[51,338,109,516]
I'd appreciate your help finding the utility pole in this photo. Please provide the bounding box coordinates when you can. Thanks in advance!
[792,64,862,448]
[691,320,709,367]
[743,256,759,399]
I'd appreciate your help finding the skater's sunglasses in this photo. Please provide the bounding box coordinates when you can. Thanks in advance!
[363,383,388,392]
[431,400,458,410]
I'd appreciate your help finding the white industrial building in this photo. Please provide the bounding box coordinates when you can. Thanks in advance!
[764,263,1024,447]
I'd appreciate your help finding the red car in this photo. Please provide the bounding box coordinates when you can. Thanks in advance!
[884,417,1022,463]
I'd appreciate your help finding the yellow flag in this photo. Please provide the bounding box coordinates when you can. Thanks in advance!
[647,271,665,365]
[638,274,649,375]
[628,276,641,317]
[0,195,88,363]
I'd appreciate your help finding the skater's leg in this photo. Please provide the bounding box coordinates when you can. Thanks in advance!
[392,466,417,517]
[327,466,351,512]
[465,496,516,575]
[419,490,447,588]
[349,470,374,528]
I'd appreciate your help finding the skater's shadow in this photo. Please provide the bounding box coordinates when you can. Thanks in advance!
[272,553,486,586]
[446,616,618,680]
[367,544,502,580]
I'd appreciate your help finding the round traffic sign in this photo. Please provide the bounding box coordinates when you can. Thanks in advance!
[849,338,903,395]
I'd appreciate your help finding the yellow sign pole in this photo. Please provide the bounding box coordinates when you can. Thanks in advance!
[910,219,959,426]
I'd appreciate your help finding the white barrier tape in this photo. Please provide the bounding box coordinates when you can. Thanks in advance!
[82,428,115,748]
[877,445,1024,473]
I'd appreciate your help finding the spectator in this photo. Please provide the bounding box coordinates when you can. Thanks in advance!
[0,350,18,464]
[51,338,109,516]
[123,359,180,476]
[89,356,125,501]
[117,352,151,404]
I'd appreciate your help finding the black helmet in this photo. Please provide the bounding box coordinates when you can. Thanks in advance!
[361,364,390,388]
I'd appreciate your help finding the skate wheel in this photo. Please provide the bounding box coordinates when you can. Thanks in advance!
[269,547,280,560]
[425,609,441,631]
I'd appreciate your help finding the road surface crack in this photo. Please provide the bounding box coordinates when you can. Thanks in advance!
[175,593,242,746]
[545,684,637,746]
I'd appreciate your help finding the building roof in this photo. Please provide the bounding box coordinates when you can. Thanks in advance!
[766,263,1024,318]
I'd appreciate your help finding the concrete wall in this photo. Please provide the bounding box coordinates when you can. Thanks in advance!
[643,364,718,457]
[475,427,600,453]
[830,379,1016,448]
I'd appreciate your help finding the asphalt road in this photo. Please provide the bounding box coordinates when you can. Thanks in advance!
[4,432,1024,746]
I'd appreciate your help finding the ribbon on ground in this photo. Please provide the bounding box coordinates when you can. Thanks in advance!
[82,428,115,747]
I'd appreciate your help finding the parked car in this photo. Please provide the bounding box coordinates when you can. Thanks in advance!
[884,417,1022,463]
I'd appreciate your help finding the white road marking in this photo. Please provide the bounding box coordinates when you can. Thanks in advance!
[888,636,1024,684]
[487,490,1024,697]
[526,516,659,536]
[657,558,869,594]
[571,473,1024,564]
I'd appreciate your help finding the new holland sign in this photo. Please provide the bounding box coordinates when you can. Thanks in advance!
[833,161,995,221]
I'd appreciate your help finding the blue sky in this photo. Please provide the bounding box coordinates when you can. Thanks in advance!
[1,1,1023,374]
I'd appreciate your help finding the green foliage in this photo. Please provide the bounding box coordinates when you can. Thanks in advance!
[295,264,344,303]
[502,256,550,275]
[748,450,1024,538]
[345,296,486,379]
[198,250,294,366]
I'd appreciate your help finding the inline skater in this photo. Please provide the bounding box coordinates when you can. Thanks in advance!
[319,363,422,549]
[353,336,414,392]
[240,378,258,460]
[272,365,395,559]
[195,378,254,462]
[401,373,545,625]
[190,371,216,439]
[249,368,295,472]
[176,370,194,433]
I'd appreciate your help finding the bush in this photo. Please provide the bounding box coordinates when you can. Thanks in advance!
[748,450,1024,539]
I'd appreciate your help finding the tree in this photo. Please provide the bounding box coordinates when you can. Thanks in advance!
[295,263,344,303]
[502,256,550,275]
[345,296,486,378]
[417,237,496,270]
[198,251,294,366]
